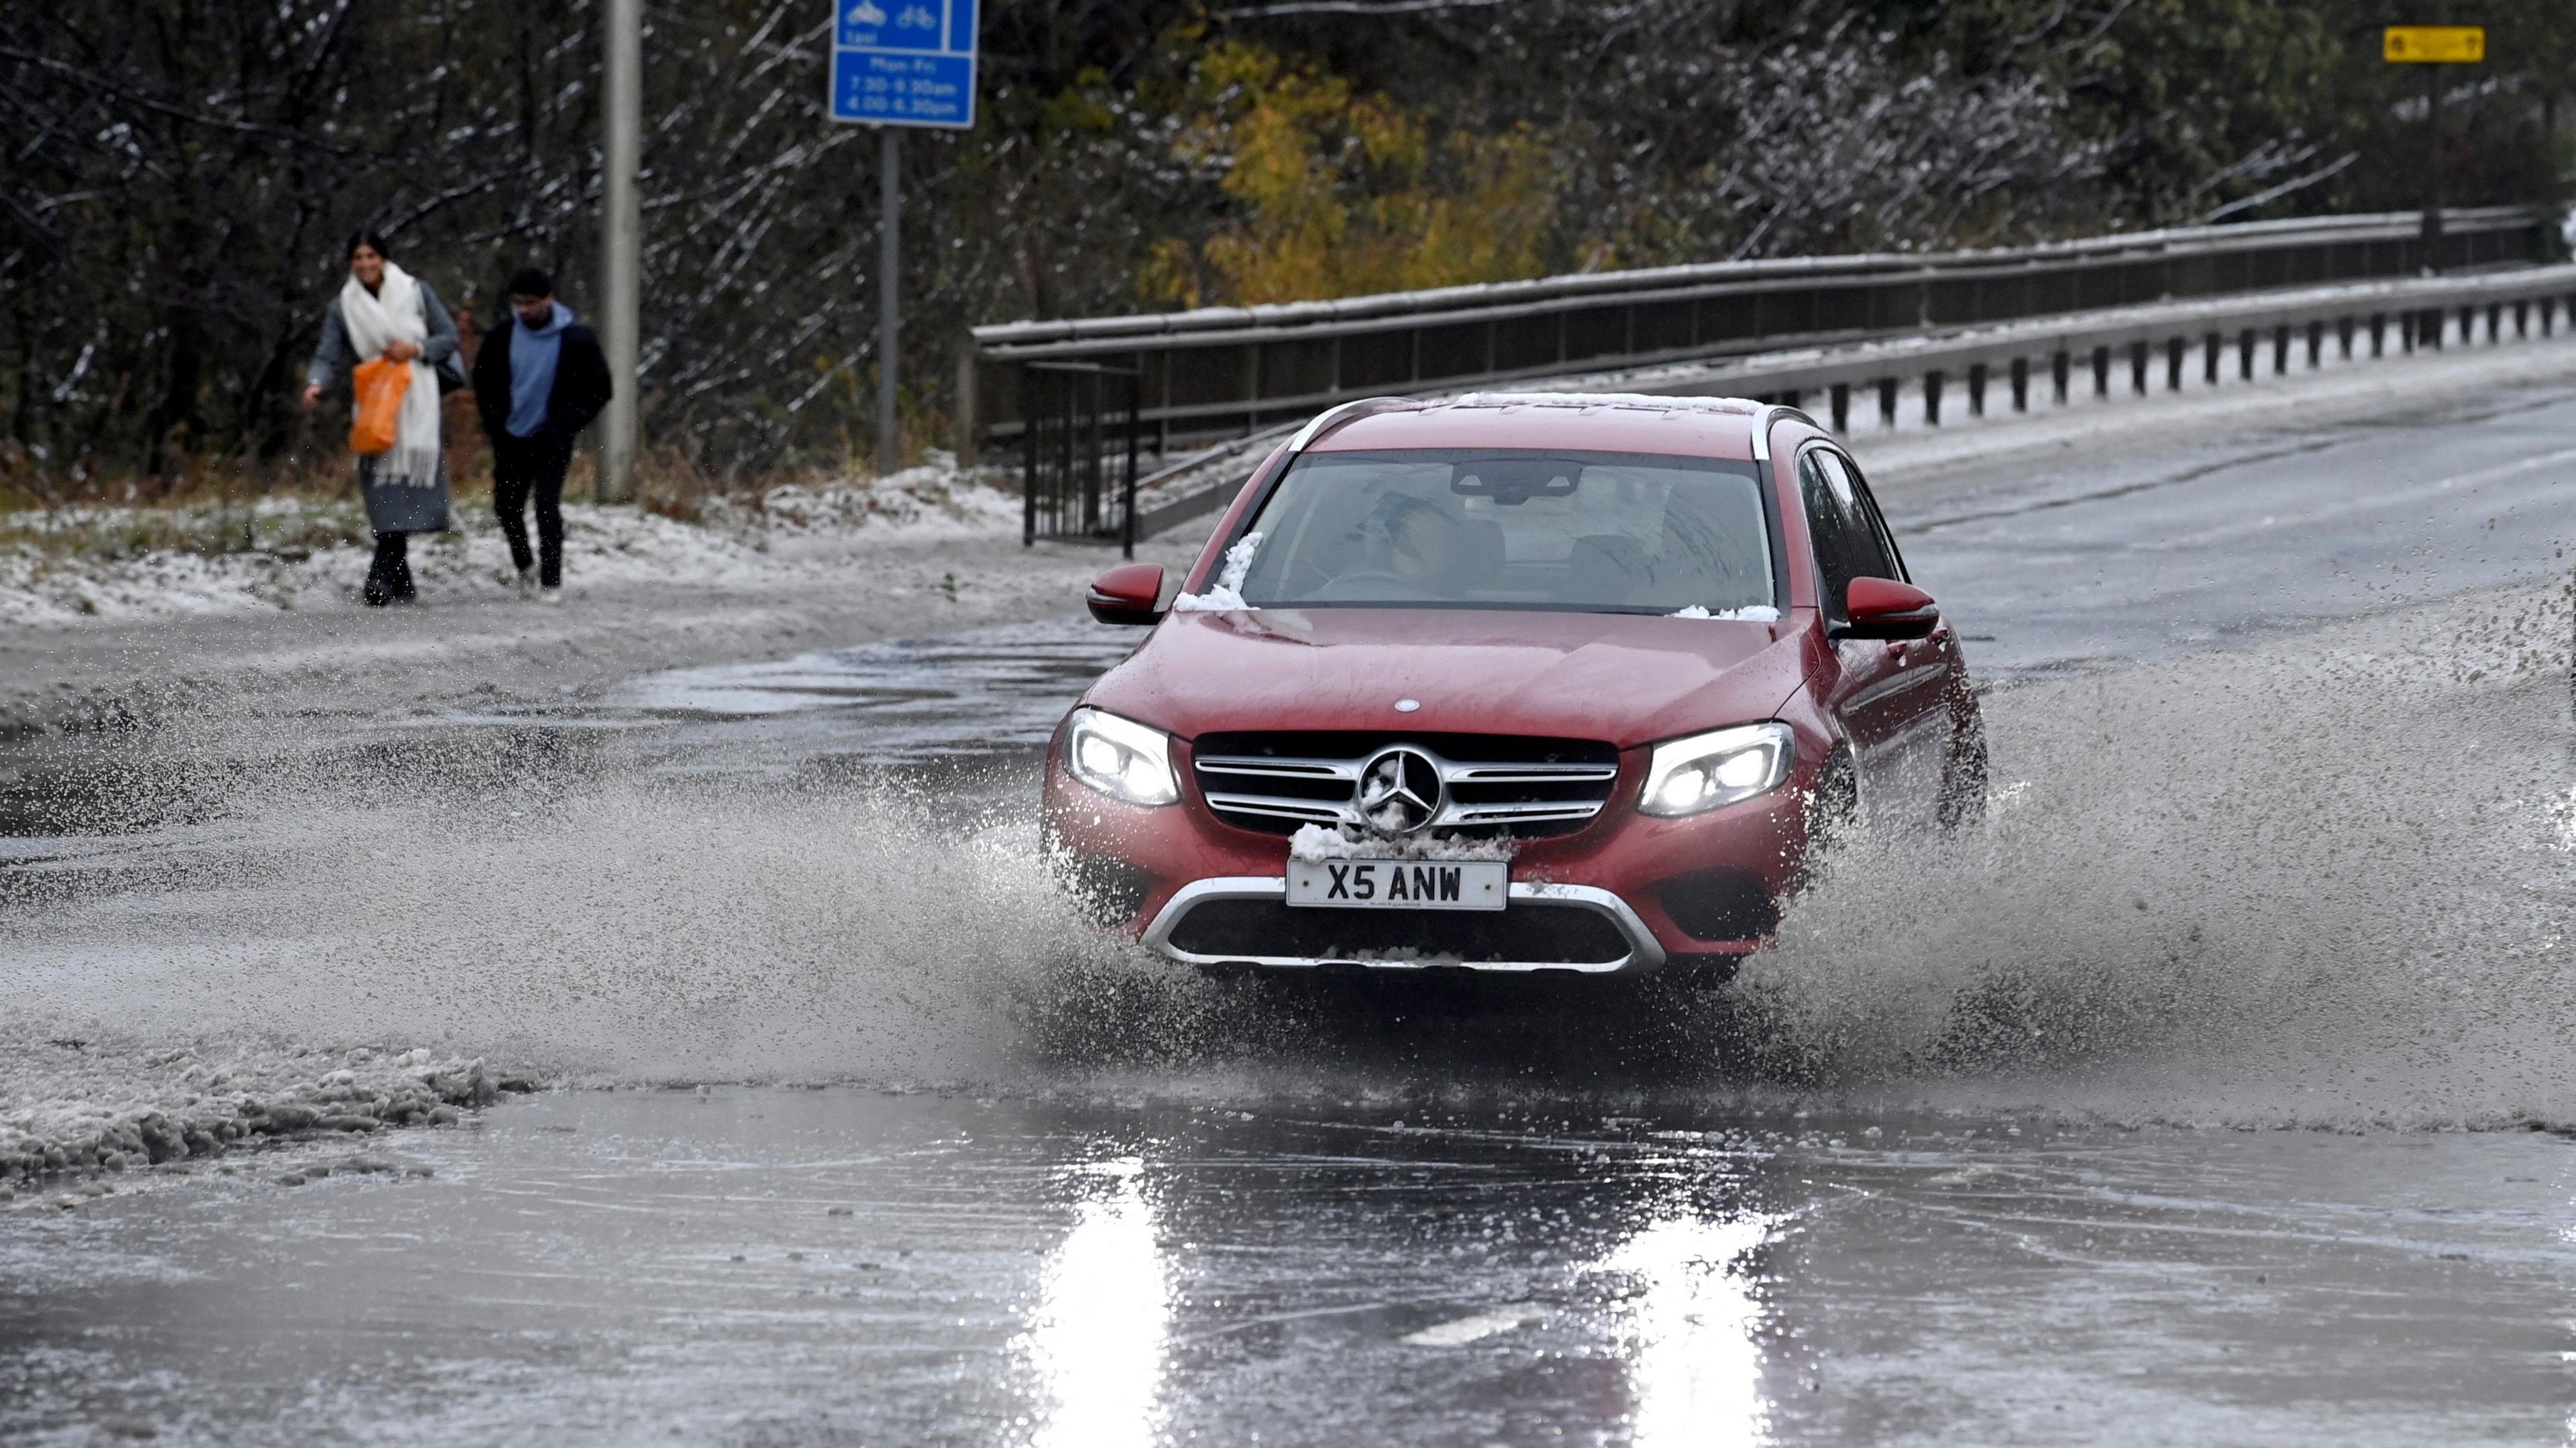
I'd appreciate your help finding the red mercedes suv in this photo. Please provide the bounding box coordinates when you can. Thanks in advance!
[1041,394,1984,978]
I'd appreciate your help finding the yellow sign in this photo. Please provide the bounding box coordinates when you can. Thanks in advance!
[2384,25,2485,62]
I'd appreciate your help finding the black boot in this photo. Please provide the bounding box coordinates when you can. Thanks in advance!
[363,532,413,607]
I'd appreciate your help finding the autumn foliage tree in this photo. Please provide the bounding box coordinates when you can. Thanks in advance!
[1139,40,1556,307]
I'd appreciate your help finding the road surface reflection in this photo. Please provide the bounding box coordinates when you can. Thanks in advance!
[1597,1211,1777,1447]
[1021,1160,1169,1448]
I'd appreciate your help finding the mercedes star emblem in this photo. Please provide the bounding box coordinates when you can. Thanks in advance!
[1358,746,1444,834]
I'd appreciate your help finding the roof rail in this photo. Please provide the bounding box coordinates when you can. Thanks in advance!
[1749,403,1819,463]
[1281,395,1418,454]
[1311,389,1814,460]
[1446,390,1758,415]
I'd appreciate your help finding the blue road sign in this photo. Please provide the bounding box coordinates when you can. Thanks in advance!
[830,0,977,129]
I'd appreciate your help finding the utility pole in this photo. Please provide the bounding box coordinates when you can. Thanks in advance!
[2424,65,2445,250]
[879,128,900,478]
[600,0,642,504]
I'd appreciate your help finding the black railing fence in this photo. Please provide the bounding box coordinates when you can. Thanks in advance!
[1020,361,1141,553]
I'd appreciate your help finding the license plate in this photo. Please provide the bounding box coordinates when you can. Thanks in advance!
[1285,858,1507,911]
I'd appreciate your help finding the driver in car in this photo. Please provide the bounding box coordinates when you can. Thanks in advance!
[1375,494,1463,592]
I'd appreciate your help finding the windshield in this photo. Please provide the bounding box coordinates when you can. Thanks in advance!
[1229,449,1778,614]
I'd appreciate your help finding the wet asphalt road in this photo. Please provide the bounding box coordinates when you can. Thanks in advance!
[6,378,2576,1445]
[9,1093,2573,1447]
[1902,378,2576,674]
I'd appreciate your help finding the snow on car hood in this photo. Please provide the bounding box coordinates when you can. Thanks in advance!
[1080,607,1811,749]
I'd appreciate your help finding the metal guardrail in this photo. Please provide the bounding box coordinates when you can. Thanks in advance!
[1607,263,2576,423]
[971,207,2550,455]
[1121,262,2576,541]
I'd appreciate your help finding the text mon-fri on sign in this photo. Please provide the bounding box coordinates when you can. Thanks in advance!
[832,0,978,129]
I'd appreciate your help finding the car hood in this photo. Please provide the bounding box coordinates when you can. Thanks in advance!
[1082,608,1811,749]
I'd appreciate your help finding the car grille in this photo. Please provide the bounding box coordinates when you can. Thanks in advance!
[1190,732,1621,840]
[1165,897,1632,966]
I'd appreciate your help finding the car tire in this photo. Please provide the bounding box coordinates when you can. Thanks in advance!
[1936,716,1990,832]
[1798,747,1860,886]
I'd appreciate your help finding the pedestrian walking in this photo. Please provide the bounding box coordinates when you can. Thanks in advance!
[302,231,462,607]
[472,268,612,603]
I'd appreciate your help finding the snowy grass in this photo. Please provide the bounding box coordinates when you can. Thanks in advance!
[708,453,1023,539]
[0,453,1024,627]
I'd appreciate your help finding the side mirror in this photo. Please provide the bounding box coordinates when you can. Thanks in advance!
[1839,576,1939,639]
[1085,563,1166,626]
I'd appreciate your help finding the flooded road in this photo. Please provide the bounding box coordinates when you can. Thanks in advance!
[7,1091,2573,1446]
[5,380,2576,1444]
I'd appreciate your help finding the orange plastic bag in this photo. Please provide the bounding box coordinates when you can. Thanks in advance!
[348,357,411,457]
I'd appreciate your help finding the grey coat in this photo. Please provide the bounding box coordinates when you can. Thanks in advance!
[311,278,462,534]
[307,280,462,390]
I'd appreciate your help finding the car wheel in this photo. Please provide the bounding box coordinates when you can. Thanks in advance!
[1798,747,1860,886]
[1936,716,1990,832]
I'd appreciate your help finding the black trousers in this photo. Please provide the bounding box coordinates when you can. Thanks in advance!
[492,433,574,588]
[363,532,415,607]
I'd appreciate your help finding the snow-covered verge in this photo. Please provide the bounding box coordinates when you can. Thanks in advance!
[0,1032,507,1207]
[708,453,1022,539]
[0,453,1022,628]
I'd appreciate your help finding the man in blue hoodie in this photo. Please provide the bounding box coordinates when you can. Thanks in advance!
[472,268,613,602]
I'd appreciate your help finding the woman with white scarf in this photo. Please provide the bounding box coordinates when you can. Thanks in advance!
[302,231,462,607]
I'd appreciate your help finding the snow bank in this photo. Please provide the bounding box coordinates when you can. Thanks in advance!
[0,504,761,624]
[0,454,1023,628]
[702,451,1022,540]
[0,1032,503,1203]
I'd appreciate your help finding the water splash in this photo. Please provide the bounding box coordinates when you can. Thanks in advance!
[5,579,2570,1132]
[1741,577,2576,1128]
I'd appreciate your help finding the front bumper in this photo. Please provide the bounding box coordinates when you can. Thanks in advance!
[1044,728,1821,976]
[1140,877,1667,974]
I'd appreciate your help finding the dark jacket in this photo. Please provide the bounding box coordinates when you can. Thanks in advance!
[472,316,613,446]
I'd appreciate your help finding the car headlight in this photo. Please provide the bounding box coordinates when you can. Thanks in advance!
[1064,708,1179,807]
[1640,722,1793,818]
